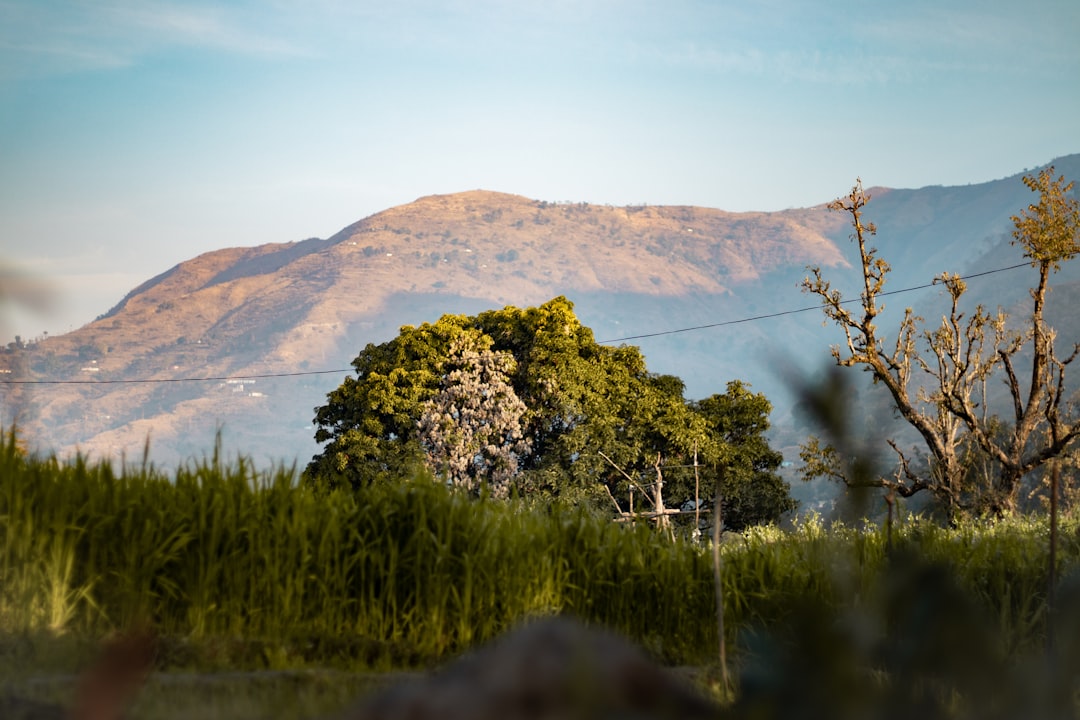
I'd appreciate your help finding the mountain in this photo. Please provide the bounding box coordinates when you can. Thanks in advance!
[2,155,1078,468]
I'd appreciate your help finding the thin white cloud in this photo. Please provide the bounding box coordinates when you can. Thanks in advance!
[644,42,913,86]
[851,2,1080,69]
[112,2,307,57]
[0,0,309,81]
[626,0,1078,85]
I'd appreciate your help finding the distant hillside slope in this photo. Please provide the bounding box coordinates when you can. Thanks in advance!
[2,155,1077,468]
[854,153,1080,288]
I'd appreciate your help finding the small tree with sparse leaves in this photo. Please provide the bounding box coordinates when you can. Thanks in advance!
[801,168,1080,517]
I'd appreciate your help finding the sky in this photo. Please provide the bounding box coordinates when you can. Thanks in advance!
[1,0,1078,341]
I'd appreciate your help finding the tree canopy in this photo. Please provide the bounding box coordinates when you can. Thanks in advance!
[306,296,794,531]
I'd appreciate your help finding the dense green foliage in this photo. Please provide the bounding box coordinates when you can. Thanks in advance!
[3,433,1080,681]
[307,296,794,530]
[689,384,795,532]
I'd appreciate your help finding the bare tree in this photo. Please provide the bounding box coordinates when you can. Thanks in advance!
[801,168,1080,517]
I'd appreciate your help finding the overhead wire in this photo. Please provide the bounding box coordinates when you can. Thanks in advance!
[0,262,1032,386]
[597,262,1029,343]
[0,369,349,385]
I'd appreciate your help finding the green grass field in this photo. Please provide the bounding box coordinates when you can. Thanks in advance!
[2,429,1079,717]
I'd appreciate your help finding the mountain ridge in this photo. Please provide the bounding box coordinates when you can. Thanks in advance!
[2,154,1078,467]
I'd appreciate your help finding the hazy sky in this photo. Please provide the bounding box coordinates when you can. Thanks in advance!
[1,0,1077,339]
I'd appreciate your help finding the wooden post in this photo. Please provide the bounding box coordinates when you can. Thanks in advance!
[693,442,701,535]
[885,488,895,554]
[653,453,668,532]
[713,465,729,694]
[1047,461,1059,655]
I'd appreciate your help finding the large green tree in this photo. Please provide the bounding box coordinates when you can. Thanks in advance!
[306,297,794,528]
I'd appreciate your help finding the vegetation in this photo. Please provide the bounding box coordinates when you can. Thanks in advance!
[1,431,714,668]
[6,173,1080,715]
[415,334,531,497]
[307,296,795,531]
[2,432,1074,660]
[3,432,1080,716]
[802,168,1080,518]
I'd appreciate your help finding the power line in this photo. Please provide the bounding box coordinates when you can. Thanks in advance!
[597,262,1030,343]
[1,369,352,386]
[0,262,1032,385]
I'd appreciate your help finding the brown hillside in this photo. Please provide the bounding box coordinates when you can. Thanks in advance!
[6,155,1076,490]
[0,190,848,464]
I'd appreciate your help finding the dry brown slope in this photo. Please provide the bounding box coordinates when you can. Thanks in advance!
[0,190,847,464]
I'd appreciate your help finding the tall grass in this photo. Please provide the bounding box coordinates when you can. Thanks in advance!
[1,429,1077,670]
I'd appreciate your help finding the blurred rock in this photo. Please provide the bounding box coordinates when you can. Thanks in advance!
[340,616,718,720]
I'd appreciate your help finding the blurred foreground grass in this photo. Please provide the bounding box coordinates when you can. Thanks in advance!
[4,667,392,720]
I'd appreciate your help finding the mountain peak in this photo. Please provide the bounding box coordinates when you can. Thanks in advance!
[414,189,536,204]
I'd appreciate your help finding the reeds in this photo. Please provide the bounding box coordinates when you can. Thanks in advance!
[1,429,1077,670]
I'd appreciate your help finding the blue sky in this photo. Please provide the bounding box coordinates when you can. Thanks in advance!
[1,0,1077,339]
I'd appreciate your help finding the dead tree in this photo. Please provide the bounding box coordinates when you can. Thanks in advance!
[802,168,1080,517]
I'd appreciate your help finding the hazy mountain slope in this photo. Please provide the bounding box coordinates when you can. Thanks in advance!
[852,154,1080,289]
[2,156,1077,467]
